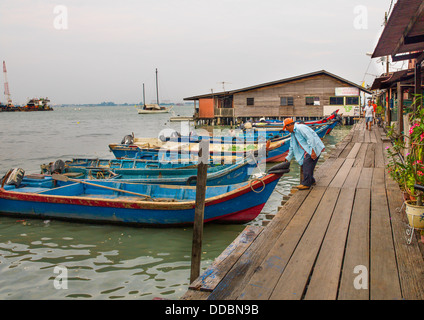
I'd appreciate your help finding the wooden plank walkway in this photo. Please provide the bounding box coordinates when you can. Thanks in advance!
[182,120,424,300]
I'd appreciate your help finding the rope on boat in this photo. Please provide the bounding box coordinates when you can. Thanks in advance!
[250,178,265,193]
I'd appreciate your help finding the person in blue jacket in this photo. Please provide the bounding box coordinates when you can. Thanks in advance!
[282,118,325,190]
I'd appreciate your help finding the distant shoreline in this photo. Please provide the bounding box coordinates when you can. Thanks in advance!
[54,103,194,107]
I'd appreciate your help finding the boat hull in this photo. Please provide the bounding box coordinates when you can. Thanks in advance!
[0,174,282,227]
[63,159,255,186]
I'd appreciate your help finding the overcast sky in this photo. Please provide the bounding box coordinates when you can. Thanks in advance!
[0,0,399,105]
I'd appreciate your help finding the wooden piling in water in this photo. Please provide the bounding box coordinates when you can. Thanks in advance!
[190,139,209,283]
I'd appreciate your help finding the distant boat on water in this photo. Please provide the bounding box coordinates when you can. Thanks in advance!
[0,98,53,112]
[1,61,53,112]
[137,104,173,114]
[137,68,173,114]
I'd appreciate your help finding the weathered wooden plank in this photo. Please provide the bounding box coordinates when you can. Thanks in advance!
[372,167,385,189]
[207,188,311,300]
[329,133,354,159]
[342,166,362,189]
[357,128,365,143]
[370,129,377,143]
[364,129,370,143]
[316,157,345,187]
[374,125,382,141]
[189,225,264,292]
[338,188,370,300]
[329,158,355,188]
[238,187,327,300]
[386,188,424,300]
[385,167,400,190]
[374,141,385,168]
[304,187,355,300]
[269,188,341,300]
[347,142,362,159]
[363,143,375,168]
[180,289,211,300]
[353,143,368,167]
[370,188,403,300]
[356,167,373,189]
[339,142,356,158]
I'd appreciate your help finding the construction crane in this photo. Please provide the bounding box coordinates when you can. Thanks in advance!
[3,61,12,105]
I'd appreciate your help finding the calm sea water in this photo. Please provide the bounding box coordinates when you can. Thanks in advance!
[0,105,351,299]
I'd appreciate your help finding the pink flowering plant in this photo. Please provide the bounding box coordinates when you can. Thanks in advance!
[387,94,424,206]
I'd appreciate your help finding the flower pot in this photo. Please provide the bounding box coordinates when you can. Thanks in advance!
[405,200,424,229]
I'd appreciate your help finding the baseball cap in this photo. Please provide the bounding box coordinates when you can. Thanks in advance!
[282,118,294,130]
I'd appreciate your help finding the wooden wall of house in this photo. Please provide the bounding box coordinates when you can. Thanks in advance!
[233,75,355,118]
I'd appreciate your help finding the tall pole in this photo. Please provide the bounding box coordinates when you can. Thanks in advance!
[155,68,159,105]
[142,83,146,107]
[190,138,209,283]
[385,12,389,75]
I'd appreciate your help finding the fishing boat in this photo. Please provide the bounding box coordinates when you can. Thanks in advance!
[0,163,290,227]
[22,98,53,111]
[252,110,341,127]
[40,157,257,186]
[108,120,337,162]
[136,69,173,114]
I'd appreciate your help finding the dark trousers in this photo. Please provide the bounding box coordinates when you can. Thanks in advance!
[301,153,320,187]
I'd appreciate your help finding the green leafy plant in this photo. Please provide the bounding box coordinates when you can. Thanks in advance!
[386,94,424,206]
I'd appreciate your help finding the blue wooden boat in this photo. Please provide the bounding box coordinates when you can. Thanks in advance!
[108,120,337,162]
[252,110,341,128]
[41,158,257,186]
[0,164,289,226]
[41,157,232,173]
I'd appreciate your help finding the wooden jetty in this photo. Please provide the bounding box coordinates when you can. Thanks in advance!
[182,119,424,300]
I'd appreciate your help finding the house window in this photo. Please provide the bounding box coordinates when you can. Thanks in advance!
[329,97,344,105]
[280,97,294,106]
[306,96,320,106]
[246,98,254,106]
[345,96,359,105]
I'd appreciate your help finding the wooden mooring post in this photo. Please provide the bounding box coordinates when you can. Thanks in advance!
[190,138,210,283]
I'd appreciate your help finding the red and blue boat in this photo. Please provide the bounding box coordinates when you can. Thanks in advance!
[0,164,289,226]
[108,119,339,163]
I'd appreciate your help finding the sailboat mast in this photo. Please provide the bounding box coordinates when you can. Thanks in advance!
[155,68,159,105]
[142,83,146,106]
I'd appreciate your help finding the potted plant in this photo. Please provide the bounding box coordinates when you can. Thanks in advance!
[386,95,424,243]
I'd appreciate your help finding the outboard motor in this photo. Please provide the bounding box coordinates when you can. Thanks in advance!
[170,131,181,138]
[121,133,134,145]
[50,160,65,174]
[4,168,25,187]
[267,161,291,174]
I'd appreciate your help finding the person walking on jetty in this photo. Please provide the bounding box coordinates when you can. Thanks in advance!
[282,118,325,190]
[364,100,374,131]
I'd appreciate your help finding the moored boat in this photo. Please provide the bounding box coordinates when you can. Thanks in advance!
[108,120,337,162]
[252,110,341,128]
[137,104,173,114]
[0,163,290,227]
[40,157,257,186]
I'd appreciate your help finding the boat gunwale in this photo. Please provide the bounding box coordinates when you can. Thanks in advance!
[0,173,281,211]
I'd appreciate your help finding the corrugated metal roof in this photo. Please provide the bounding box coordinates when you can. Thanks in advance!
[370,69,424,90]
[372,0,424,58]
[184,70,372,100]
